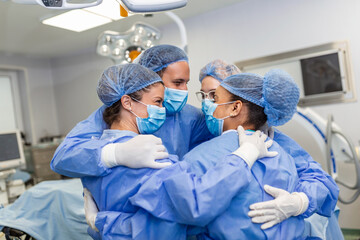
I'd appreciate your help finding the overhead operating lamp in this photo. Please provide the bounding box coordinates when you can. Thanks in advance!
[96,23,161,64]
[117,0,187,17]
[11,0,187,11]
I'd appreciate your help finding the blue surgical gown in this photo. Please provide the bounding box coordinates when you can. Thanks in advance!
[82,129,254,239]
[89,130,304,240]
[272,128,339,218]
[51,104,212,178]
[153,129,304,240]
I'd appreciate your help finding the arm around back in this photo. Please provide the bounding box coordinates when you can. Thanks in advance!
[273,129,339,217]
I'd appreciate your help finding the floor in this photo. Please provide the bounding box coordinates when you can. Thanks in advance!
[343,229,360,240]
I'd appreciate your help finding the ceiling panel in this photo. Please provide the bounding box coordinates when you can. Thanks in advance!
[0,0,244,58]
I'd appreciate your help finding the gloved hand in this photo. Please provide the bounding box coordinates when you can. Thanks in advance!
[259,123,275,139]
[248,185,309,229]
[101,134,171,169]
[232,126,278,168]
[83,188,99,232]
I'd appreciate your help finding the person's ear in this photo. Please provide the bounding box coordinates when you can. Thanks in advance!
[121,95,132,111]
[230,100,242,117]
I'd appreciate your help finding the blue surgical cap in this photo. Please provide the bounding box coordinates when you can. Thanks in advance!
[97,63,162,107]
[199,59,241,82]
[136,44,188,72]
[220,69,299,126]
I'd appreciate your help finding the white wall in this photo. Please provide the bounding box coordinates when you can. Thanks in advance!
[157,0,360,145]
[50,0,360,143]
[50,52,112,134]
[0,54,59,143]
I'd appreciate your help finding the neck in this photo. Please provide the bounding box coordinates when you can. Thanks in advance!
[223,122,255,132]
[110,111,139,134]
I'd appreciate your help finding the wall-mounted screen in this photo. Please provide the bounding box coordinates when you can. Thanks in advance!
[301,53,343,96]
[235,42,355,106]
[0,130,25,170]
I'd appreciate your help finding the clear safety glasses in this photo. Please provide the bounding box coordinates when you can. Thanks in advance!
[195,90,216,102]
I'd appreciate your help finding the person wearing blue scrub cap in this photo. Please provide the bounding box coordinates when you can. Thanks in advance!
[136,44,189,114]
[82,63,278,239]
[196,59,241,115]
[85,69,305,239]
[199,69,340,238]
[51,44,212,179]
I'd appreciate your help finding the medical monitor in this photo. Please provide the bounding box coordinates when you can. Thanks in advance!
[0,130,25,171]
[235,41,356,106]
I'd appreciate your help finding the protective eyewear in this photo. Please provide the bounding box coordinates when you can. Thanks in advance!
[195,90,216,102]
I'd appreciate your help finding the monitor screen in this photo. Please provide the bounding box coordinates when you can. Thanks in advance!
[300,53,343,96]
[0,133,21,162]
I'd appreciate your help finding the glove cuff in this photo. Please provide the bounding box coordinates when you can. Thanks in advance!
[232,142,260,168]
[292,192,310,216]
[101,143,117,168]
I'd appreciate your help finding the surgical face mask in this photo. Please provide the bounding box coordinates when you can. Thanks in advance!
[201,99,213,115]
[163,87,188,114]
[130,98,166,134]
[204,101,235,137]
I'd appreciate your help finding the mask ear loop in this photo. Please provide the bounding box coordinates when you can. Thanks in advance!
[215,101,237,120]
[129,97,147,118]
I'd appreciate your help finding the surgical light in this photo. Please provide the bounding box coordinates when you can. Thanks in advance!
[118,0,187,17]
[97,23,161,64]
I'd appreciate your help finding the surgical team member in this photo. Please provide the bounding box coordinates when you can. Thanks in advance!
[51,44,212,178]
[82,63,278,239]
[197,60,342,239]
[197,60,339,231]
[91,69,308,239]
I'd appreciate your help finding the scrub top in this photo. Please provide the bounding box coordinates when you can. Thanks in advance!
[82,129,253,239]
[51,104,212,178]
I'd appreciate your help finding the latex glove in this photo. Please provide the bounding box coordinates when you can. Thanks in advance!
[259,123,275,139]
[83,188,99,232]
[248,185,309,229]
[232,126,278,168]
[101,134,171,169]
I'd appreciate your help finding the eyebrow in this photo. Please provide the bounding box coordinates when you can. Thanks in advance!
[154,96,163,101]
[173,79,189,83]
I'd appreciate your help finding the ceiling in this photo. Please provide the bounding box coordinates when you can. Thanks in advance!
[0,0,243,58]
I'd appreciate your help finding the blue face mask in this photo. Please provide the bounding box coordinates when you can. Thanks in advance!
[204,101,235,137]
[131,99,166,134]
[201,99,213,115]
[163,87,188,114]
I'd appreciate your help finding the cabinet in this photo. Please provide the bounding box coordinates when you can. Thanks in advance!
[30,144,61,183]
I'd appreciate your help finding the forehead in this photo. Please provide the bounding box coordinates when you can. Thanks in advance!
[215,86,232,99]
[164,61,190,77]
[201,76,221,91]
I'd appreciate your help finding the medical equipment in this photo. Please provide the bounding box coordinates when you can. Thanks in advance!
[12,0,102,9]
[96,10,188,63]
[11,0,187,11]
[0,130,25,205]
[97,23,161,64]
[279,107,360,204]
[119,0,187,13]
[235,41,356,107]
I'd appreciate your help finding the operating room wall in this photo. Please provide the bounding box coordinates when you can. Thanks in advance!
[50,0,360,145]
[0,54,59,144]
[50,52,112,134]
[156,0,360,142]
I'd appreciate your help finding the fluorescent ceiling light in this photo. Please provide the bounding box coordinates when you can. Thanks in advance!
[42,9,112,32]
[85,0,122,21]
